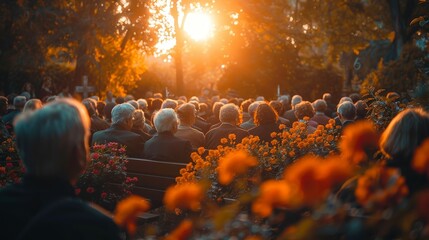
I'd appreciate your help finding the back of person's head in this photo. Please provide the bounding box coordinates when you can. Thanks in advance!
[380,108,429,161]
[96,101,105,117]
[354,100,368,119]
[269,100,284,116]
[128,100,139,109]
[153,92,163,99]
[111,103,135,126]
[212,102,225,119]
[189,101,200,112]
[23,99,42,112]
[240,99,252,113]
[124,94,134,102]
[82,98,96,116]
[153,108,178,133]
[338,96,353,106]
[219,103,240,124]
[116,96,125,104]
[90,95,100,102]
[14,96,27,110]
[137,99,148,110]
[150,98,163,112]
[349,93,362,103]
[255,103,278,125]
[15,98,90,180]
[178,96,187,102]
[161,99,178,110]
[313,99,327,112]
[248,101,262,118]
[20,92,31,101]
[291,95,302,108]
[177,103,196,125]
[132,109,145,129]
[322,93,332,102]
[337,101,356,120]
[255,96,265,101]
[7,93,17,107]
[189,96,199,102]
[198,103,209,118]
[295,101,315,119]
[219,98,229,104]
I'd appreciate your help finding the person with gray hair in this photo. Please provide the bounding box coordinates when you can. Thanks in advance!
[23,99,43,112]
[175,103,205,149]
[240,101,262,130]
[310,99,331,126]
[92,103,145,157]
[283,94,302,124]
[144,108,192,163]
[0,98,122,239]
[205,103,249,149]
[337,101,356,130]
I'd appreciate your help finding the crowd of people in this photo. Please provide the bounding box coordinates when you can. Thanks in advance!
[0,87,428,239]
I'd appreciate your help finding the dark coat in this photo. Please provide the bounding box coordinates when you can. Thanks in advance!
[283,109,298,124]
[0,176,121,240]
[310,113,331,126]
[205,123,249,149]
[92,124,146,158]
[249,123,281,143]
[144,131,193,163]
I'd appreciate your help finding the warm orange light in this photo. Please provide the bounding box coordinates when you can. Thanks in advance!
[184,11,214,41]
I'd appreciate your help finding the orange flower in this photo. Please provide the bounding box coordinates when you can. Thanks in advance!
[412,139,429,176]
[339,121,379,165]
[220,138,228,144]
[279,124,286,130]
[217,150,258,185]
[270,132,277,138]
[252,180,292,217]
[165,219,193,240]
[271,139,278,146]
[114,195,150,236]
[164,183,204,211]
[228,133,236,141]
[283,155,353,206]
[197,147,205,155]
[355,165,408,208]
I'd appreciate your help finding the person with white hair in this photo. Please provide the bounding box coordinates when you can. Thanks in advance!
[240,101,262,130]
[205,103,249,149]
[3,95,26,126]
[0,98,121,239]
[92,103,146,157]
[283,94,302,124]
[337,101,356,131]
[144,108,192,163]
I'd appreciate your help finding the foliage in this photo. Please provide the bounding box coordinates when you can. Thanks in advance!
[76,142,137,211]
[0,138,25,187]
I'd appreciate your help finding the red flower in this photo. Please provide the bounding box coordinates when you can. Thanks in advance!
[86,187,95,193]
[75,188,81,195]
[6,163,12,168]
[101,192,107,199]
[92,169,100,175]
[91,153,100,160]
[5,156,11,161]
[0,167,5,174]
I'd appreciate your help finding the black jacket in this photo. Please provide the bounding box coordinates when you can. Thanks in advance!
[144,131,193,163]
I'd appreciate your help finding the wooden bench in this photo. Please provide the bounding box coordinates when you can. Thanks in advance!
[125,158,187,209]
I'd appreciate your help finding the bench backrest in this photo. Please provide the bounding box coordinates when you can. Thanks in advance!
[125,158,186,208]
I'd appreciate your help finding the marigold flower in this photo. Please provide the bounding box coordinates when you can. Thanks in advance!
[412,139,429,176]
[340,121,379,165]
[279,124,286,130]
[228,133,236,141]
[288,151,295,157]
[270,132,277,139]
[328,119,335,125]
[355,165,408,208]
[252,180,292,217]
[220,138,228,144]
[217,150,258,185]
[165,219,193,240]
[114,195,150,236]
[197,147,205,155]
[164,183,204,211]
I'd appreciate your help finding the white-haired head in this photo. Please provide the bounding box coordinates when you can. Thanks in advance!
[15,98,90,180]
[153,108,178,133]
[219,103,240,125]
[111,103,135,128]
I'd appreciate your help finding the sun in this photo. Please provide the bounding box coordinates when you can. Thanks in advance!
[184,11,214,41]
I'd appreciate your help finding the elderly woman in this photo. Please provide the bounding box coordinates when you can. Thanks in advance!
[249,103,281,143]
[144,108,192,163]
[380,108,429,193]
[294,101,317,134]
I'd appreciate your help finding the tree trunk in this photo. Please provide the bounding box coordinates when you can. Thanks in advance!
[172,0,184,96]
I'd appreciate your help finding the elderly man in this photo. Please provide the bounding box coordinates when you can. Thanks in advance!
[337,101,357,131]
[144,108,192,163]
[0,99,121,239]
[310,99,331,126]
[92,102,146,157]
[175,103,205,149]
[205,103,249,149]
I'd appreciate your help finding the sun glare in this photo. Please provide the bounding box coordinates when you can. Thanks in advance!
[184,11,214,41]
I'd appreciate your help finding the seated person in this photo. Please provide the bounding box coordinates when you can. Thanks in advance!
[175,103,205,149]
[205,103,249,149]
[144,108,193,163]
[0,98,121,239]
[92,103,145,158]
[249,103,281,143]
